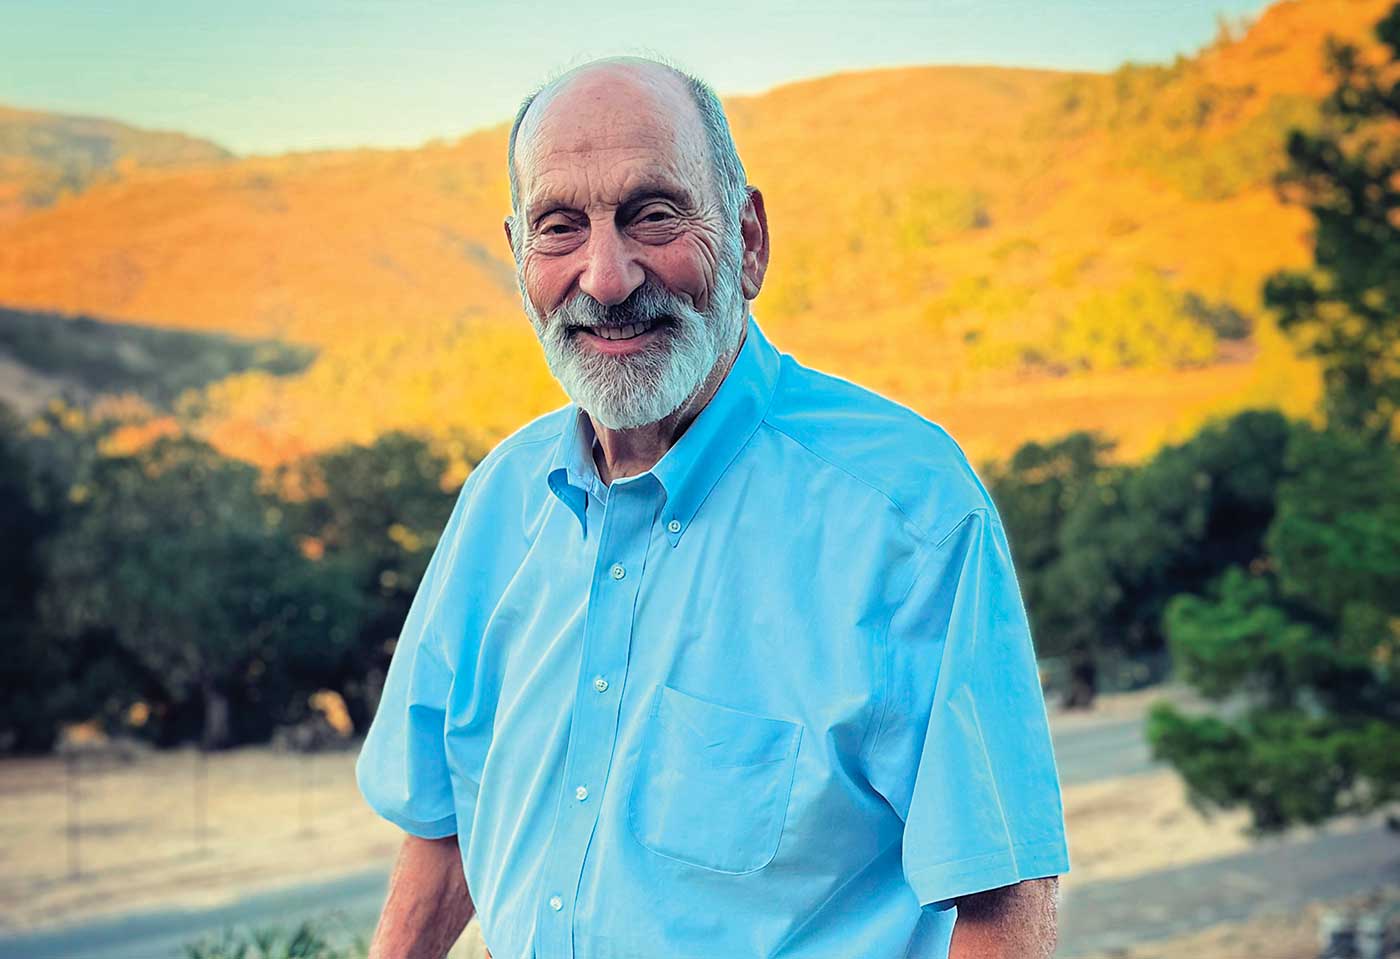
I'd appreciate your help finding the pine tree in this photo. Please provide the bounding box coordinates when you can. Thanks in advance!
[1148,4,1400,832]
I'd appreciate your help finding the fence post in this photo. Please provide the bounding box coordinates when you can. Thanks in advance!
[299,751,315,837]
[65,751,80,880]
[194,747,208,857]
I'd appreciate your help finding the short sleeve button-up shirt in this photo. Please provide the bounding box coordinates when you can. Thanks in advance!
[355,313,1071,959]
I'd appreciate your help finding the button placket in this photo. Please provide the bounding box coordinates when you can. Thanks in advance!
[535,477,658,958]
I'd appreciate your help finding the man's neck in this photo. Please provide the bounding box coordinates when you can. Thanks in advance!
[589,325,747,486]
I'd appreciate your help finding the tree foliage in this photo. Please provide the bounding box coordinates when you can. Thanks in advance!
[1052,268,1220,371]
[37,434,364,748]
[276,431,461,730]
[1149,428,1400,830]
[0,400,151,752]
[0,403,67,751]
[989,410,1294,706]
[1262,4,1400,440]
[1150,4,1400,832]
[2,394,466,752]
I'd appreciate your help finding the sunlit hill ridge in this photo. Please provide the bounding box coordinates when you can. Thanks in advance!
[0,0,1390,475]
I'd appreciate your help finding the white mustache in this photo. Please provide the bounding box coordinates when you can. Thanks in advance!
[550,282,692,333]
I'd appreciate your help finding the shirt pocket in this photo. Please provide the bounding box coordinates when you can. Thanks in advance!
[626,682,803,875]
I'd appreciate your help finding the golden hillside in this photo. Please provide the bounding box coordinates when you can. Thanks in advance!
[0,104,230,225]
[0,0,1391,470]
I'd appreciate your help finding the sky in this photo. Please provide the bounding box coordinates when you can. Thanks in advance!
[2,0,1274,156]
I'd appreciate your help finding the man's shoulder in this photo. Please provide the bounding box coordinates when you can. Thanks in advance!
[763,355,994,546]
[459,402,571,495]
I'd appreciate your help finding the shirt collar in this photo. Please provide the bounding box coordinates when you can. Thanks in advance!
[546,401,604,535]
[546,312,781,545]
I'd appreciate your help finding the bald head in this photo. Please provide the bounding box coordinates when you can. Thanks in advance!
[506,57,748,256]
[513,58,703,175]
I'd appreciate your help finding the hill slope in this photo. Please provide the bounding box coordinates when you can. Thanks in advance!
[0,0,1389,469]
[0,306,312,418]
[0,106,231,223]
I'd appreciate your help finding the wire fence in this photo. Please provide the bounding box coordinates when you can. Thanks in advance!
[0,741,399,931]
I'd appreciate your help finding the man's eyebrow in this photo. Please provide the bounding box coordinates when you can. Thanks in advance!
[525,197,577,226]
[526,184,696,225]
[617,184,694,213]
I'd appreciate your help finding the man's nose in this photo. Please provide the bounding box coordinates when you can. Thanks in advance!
[578,224,644,306]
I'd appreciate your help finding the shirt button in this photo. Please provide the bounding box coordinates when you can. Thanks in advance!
[593,676,609,693]
[549,895,563,911]
[610,563,626,580]
[575,785,589,801]
[667,518,682,534]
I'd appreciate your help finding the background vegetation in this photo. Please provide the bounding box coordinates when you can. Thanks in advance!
[7,1,1396,474]
[0,0,1395,851]
[0,406,463,752]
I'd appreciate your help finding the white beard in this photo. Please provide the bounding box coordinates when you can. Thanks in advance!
[522,234,746,430]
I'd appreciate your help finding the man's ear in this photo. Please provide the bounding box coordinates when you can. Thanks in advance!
[503,216,518,263]
[739,187,770,301]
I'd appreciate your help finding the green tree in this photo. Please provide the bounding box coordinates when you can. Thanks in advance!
[277,431,461,731]
[1262,4,1400,440]
[1149,4,1400,832]
[0,402,66,751]
[0,400,150,752]
[1149,428,1400,829]
[988,431,1116,706]
[991,412,1294,708]
[38,434,363,748]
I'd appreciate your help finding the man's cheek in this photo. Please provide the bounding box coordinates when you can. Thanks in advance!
[520,258,559,313]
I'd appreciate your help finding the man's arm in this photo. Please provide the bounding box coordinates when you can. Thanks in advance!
[369,833,478,959]
[948,876,1059,959]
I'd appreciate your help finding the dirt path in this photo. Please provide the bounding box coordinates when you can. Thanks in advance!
[0,747,403,933]
[0,688,1204,933]
[1059,818,1400,957]
[1,684,1383,959]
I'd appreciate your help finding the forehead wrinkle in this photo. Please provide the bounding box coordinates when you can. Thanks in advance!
[513,61,712,210]
[522,135,707,223]
[522,115,694,183]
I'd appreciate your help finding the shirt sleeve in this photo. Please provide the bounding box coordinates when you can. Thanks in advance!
[354,481,471,840]
[863,506,1070,907]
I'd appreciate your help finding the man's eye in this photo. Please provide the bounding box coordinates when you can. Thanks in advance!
[639,210,673,223]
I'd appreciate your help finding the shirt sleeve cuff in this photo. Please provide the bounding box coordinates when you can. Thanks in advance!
[906,839,1070,907]
[369,805,459,840]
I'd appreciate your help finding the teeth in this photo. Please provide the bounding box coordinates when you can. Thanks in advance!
[594,319,655,341]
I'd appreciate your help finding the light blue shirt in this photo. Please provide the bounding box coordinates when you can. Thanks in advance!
[356,314,1070,959]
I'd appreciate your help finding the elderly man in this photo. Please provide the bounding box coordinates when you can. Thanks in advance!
[356,56,1069,959]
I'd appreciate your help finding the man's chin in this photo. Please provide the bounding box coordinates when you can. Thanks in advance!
[589,402,688,431]
[572,382,686,431]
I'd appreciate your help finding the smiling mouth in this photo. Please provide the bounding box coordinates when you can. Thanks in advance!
[571,317,668,341]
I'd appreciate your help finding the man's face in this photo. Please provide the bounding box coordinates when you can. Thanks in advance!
[508,65,746,430]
